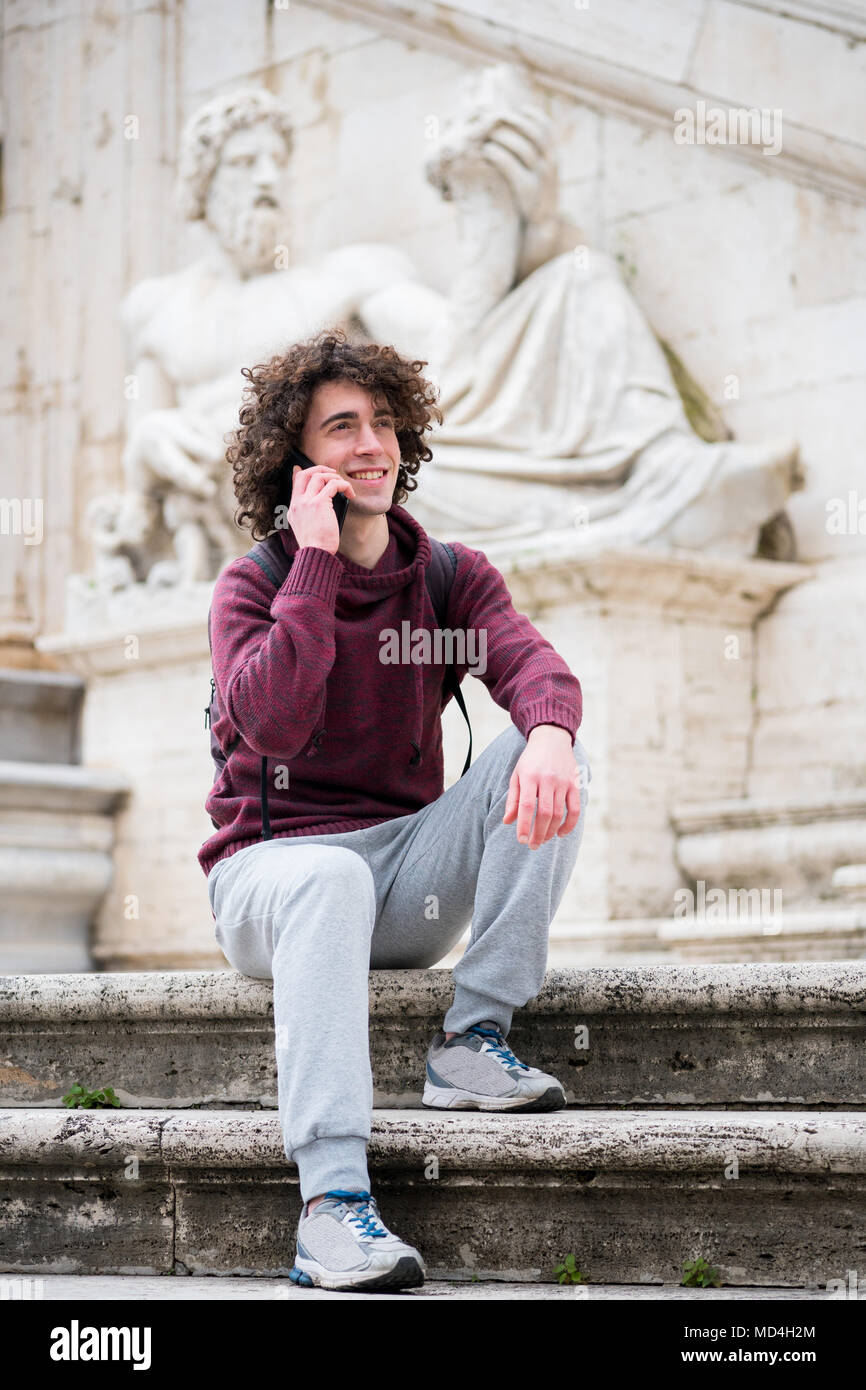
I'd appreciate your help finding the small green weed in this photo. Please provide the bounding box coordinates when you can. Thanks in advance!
[62,1082,121,1109]
[554,1253,587,1285]
[682,1256,722,1288]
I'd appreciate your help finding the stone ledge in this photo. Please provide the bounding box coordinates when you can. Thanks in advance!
[4,962,863,1020]
[35,549,812,674]
[0,761,130,815]
[541,914,866,966]
[10,1273,838,1300]
[1,964,864,1110]
[1,1108,864,1283]
[0,668,85,766]
[2,1107,865,1173]
[672,790,866,833]
[486,545,811,624]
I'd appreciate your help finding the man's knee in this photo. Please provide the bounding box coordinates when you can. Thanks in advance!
[494,722,528,771]
[287,845,376,908]
[268,848,376,960]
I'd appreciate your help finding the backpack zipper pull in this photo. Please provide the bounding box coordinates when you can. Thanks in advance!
[205,676,215,729]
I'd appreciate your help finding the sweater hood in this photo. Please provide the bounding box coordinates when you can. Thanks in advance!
[278,503,432,769]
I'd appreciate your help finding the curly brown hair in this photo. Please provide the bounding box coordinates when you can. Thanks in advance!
[227,327,443,541]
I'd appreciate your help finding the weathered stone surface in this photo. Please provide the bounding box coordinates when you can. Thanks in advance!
[12,1272,835,1300]
[672,790,866,909]
[0,762,130,973]
[573,909,866,966]
[0,670,84,765]
[2,964,864,1110]
[1,1108,864,1284]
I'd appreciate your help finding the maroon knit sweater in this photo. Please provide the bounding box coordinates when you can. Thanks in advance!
[198,504,582,880]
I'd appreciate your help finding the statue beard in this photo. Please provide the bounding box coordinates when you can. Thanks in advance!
[207,200,287,275]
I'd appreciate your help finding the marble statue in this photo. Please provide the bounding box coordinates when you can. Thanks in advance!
[93,70,802,591]
[382,64,804,556]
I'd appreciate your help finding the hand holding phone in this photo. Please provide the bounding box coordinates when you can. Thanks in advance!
[285,445,353,555]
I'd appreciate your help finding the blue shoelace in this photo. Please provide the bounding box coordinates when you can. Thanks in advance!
[466,1024,529,1071]
[323,1189,389,1239]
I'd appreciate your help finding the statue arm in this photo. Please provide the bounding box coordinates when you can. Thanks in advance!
[358,280,454,364]
[120,351,222,503]
[324,242,421,305]
[424,77,564,329]
[324,241,453,362]
[355,174,520,358]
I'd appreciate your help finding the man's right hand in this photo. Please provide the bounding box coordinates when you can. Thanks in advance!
[288,463,356,556]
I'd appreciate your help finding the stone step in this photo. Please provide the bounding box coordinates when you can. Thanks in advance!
[2,963,864,1109]
[1,1108,863,1285]
[7,1274,837,1300]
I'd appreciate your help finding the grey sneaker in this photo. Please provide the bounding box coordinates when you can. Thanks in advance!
[288,1189,426,1292]
[422,1020,567,1112]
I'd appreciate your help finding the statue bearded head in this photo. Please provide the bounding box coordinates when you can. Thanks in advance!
[174,87,295,276]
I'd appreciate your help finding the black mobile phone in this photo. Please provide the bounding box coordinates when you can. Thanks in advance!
[285,444,349,533]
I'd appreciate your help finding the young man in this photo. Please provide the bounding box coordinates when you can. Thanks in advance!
[200,329,591,1292]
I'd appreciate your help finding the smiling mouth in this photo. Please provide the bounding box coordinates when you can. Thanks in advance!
[254,195,279,208]
[348,469,389,481]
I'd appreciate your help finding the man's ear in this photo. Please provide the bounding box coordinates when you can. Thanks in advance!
[287,443,316,470]
[278,445,312,505]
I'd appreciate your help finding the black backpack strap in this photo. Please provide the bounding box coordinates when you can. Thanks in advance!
[245,533,292,590]
[206,542,288,841]
[243,537,291,841]
[426,539,472,777]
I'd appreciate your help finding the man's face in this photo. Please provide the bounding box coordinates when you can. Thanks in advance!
[299,380,401,516]
[204,121,290,274]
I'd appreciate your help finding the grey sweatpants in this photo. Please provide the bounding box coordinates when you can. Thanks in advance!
[206,723,591,1202]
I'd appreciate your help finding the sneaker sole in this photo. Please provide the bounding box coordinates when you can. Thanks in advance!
[289,1253,425,1293]
[422,1081,566,1113]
